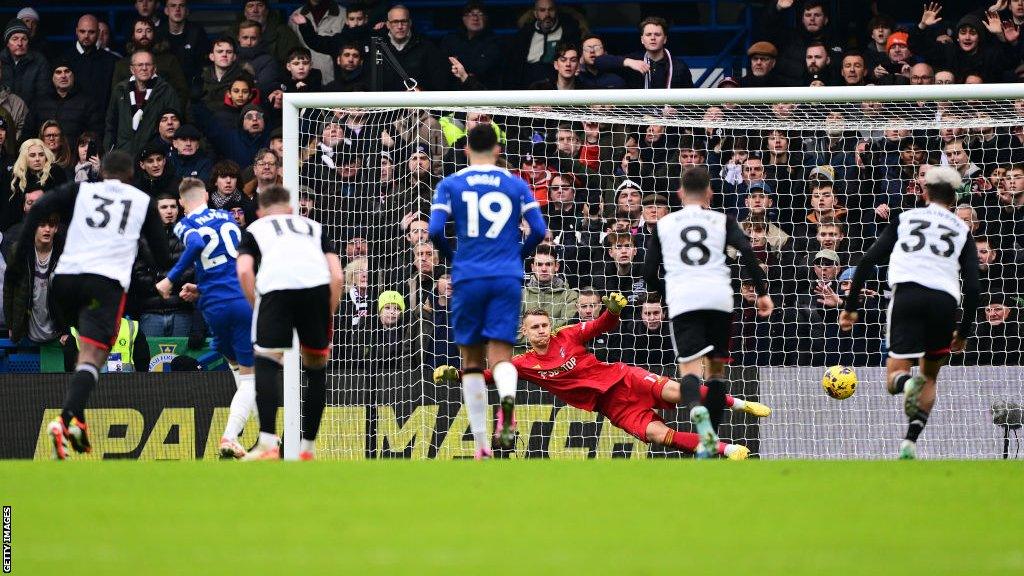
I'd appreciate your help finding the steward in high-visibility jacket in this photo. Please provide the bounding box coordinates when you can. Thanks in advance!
[72,317,151,372]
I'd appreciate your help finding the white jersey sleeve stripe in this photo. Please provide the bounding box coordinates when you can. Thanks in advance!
[431,203,452,213]
[521,201,540,214]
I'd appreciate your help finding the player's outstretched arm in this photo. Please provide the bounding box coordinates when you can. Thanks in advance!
[725,217,770,309]
[236,255,257,306]
[842,217,899,325]
[956,233,981,342]
[520,187,547,259]
[642,229,666,296]
[158,232,203,298]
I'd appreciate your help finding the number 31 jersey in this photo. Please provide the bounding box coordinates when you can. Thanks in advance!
[888,204,970,302]
[55,180,155,289]
[430,165,539,283]
[654,204,731,317]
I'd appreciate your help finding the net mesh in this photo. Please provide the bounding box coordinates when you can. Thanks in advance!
[294,93,1024,459]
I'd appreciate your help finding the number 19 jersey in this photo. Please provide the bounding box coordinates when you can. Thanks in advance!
[55,180,154,290]
[430,165,539,283]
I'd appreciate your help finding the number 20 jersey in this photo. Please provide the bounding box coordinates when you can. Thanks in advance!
[431,165,539,283]
[172,208,247,308]
[654,204,731,317]
[55,180,154,290]
[888,204,970,302]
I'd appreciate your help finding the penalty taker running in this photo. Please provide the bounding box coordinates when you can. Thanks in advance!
[840,166,980,460]
[435,294,768,458]
[428,124,547,459]
[155,177,255,460]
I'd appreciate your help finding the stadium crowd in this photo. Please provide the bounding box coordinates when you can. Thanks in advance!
[0,0,1021,375]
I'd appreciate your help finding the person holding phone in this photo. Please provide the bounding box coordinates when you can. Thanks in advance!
[74,132,102,183]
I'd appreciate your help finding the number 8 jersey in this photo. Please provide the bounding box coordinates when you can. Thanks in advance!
[888,204,971,302]
[55,180,159,289]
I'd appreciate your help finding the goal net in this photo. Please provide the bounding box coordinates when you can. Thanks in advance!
[283,85,1024,460]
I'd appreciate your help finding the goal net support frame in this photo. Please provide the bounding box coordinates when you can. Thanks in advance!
[282,84,1024,460]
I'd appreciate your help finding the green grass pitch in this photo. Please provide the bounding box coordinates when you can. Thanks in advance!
[3,460,1023,575]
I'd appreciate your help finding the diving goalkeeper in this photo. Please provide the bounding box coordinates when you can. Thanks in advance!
[434,293,769,459]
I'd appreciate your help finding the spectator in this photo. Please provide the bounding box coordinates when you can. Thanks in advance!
[595,16,693,89]
[593,232,646,309]
[0,65,27,140]
[290,4,372,81]
[0,118,12,191]
[909,6,1019,84]
[759,0,843,87]
[864,14,895,70]
[440,1,504,89]
[104,49,182,157]
[24,58,103,147]
[366,290,412,375]
[1,18,49,105]
[134,144,180,197]
[577,34,625,89]
[288,0,346,84]
[151,108,182,157]
[870,32,914,84]
[634,193,669,262]
[270,47,323,106]
[208,159,246,209]
[743,41,779,87]
[402,241,438,311]
[379,5,448,92]
[73,132,102,183]
[16,8,55,61]
[611,179,643,227]
[38,120,74,179]
[529,42,579,90]
[63,15,119,110]
[621,293,675,373]
[231,0,302,65]
[791,179,853,243]
[976,236,1018,295]
[168,124,212,182]
[508,0,583,89]
[909,62,935,84]
[3,213,72,363]
[122,0,166,42]
[97,21,121,58]
[803,42,833,84]
[211,76,261,130]
[130,192,194,337]
[321,42,367,92]
[201,37,251,111]
[193,101,270,170]
[164,0,211,87]
[571,287,616,359]
[236,20,283,100]
[838,51,868,87]
[521,244,579,329]
[243,148,282,201]
[966,294,1021,365]
[5,139,67,230]
[111,17,189,106]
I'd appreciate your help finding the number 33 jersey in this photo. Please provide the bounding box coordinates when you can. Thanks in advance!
[430,165,540,283]
[55,180,159,289]
[888,204,971,302]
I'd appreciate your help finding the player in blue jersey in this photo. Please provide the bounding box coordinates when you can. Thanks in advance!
[428,124,548,459]
[155,178,256,460]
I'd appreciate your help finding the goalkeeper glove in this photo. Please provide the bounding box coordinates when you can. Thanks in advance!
[433,365,459,384]
[602,292,628,315]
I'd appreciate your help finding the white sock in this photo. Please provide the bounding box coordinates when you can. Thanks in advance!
[492,361,517,401]
[300,439,315,454]
[258,432,279,449]
[462,372,489,450]
[731,398,746,411]
[223,373,256,440]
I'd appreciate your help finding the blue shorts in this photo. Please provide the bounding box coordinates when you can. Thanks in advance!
[203,298,254,367]
[451,276,523,346]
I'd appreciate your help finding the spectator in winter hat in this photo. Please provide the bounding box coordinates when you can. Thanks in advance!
[743,40,778,87]
[2,18,50,105]
[169,124,213,182]
[16,7,54,61]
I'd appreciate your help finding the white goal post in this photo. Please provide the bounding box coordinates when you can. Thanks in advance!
[282,84,1024,460]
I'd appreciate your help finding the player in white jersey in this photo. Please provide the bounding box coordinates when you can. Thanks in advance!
[643,167,774,457]
[20,152,173,459]
[841,166,980,460]
[236,185,343,461]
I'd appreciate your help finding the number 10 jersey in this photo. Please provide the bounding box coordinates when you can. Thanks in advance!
[888,204,970,303]
[55,180,156,290]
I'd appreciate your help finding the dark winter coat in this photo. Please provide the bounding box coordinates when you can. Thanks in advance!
[0,49,50,105]
[506,14,582,89]
[104,75,182,158]
[62,43,119,109]
[3,235,65,343]
[24,84,104,145]
[439,28,504,89]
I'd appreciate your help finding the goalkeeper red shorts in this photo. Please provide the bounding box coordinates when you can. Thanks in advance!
[595,367,674,441]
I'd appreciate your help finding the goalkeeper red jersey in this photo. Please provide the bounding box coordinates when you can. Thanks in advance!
[510,311,629,411]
